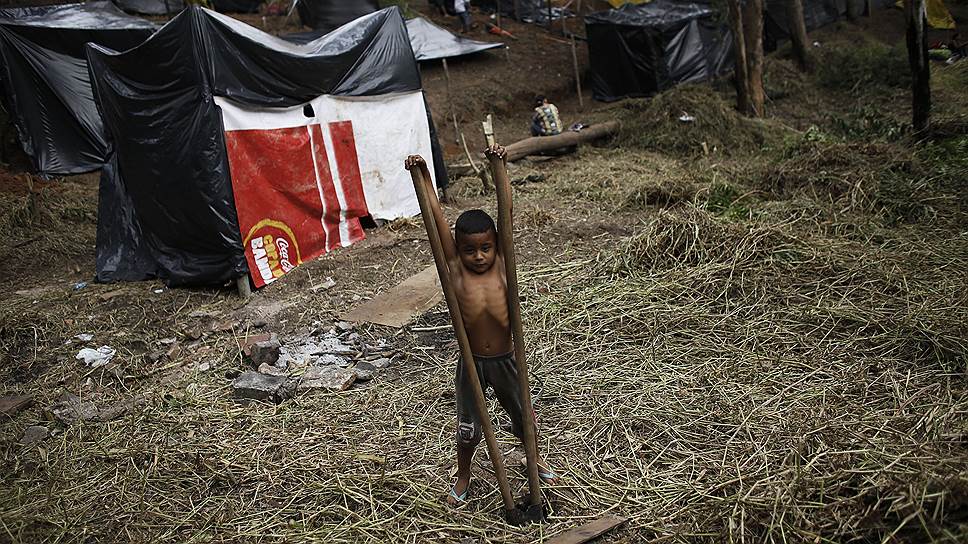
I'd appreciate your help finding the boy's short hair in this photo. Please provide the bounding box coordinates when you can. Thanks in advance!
[455,209,496,238]
[534,95,546,107]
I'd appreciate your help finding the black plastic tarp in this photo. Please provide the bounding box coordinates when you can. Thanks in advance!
[295,0,378,31]
[87,7,446,286]
[112,0,185,16]
[0,2,155,176]
[406,16,503,61]
[763,0,844,50]
[585,0,733,102]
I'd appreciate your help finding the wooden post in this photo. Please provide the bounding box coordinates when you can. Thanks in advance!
[514,0,520,21]
[487,145,542,508]
[741,0,765,117]
[571,35,584,109]
[905,0,930,134]
[236,275,251,299]
[727,0,751,115]
[442,58,460,144]
[787,0,811,71]
[408,164,516,514]
[547,0,553,28]
[482,114,496,147]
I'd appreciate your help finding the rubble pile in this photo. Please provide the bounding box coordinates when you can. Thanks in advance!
[231,322,396,403]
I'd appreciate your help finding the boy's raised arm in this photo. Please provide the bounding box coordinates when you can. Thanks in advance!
[405,155,458,265]
[484,145,511,253]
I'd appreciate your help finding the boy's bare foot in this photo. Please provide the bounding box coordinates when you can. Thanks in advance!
[447,473,471,506]
[519,455,560,485]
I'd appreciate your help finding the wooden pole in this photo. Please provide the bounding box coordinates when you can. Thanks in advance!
[571,35,584,109]
[442,58,460,144]
[787,0,811,71]
[727,0,751,115]
[236,275,251,299]
[905,0,930,134]
[486,145,542,508]
[547,0,553,29]
[408,164,516,514]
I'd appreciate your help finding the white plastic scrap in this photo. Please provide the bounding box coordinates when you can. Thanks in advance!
[75,346,116,368]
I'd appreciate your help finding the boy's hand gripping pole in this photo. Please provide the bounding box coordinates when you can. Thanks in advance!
[407,161,516,515]
[486,145,543,509]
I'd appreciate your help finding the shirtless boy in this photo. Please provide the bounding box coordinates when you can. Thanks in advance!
[404,149,557,506]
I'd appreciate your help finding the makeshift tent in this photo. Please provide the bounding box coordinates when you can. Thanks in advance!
[113,0,185,15]
[0,1,155,176]
[295,0,378,31]
[585,0,733,102]
[763,0,845,50]
[87,7,447,288]
[406,17,504,61]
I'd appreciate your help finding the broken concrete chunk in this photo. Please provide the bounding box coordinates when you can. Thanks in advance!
[257,363,289,377]
[21,425,48,446]
[336,321,354,332]
[369,357,392,369]
[298,366,356,392]
[354,361,376,381]
[49,392,140,424]
[247,334,281,367]
[232,371,294,403]
[0,394,33,416]
[49,394,96,424]
[315,354,349,367]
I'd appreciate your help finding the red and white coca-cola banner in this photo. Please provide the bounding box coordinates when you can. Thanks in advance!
[216,91,435,288]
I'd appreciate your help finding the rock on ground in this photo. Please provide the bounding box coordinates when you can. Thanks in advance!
[232,370,295,403]
[298,366,356,392]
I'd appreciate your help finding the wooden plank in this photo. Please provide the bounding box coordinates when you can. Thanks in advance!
[341,265,442,328]
[546,515,628,544]
[0,394,33,416]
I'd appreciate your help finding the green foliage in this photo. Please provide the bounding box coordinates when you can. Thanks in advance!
[816,43,911,91]
[704,182,749,219]
[826,105,909,141]
[378,0,414,17]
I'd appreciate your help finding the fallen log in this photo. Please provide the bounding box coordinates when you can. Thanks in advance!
[502,120,620,162]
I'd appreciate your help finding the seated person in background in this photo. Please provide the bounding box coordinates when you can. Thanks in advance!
[530,96,562,137]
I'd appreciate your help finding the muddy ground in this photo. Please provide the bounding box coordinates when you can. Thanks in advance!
[1,2,968,543]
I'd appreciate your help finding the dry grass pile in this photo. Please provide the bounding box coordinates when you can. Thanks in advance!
[764,137,914,206]
[523,204,968,541]
[0,173,98,281]
[617,85,788,156]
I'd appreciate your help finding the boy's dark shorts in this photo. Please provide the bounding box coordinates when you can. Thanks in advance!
[455,352,533,448]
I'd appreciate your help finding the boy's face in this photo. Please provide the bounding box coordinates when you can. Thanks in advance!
[456,230,497,274]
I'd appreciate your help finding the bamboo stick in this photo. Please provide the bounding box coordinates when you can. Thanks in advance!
[407,161,516,513]
[486,145,542,507]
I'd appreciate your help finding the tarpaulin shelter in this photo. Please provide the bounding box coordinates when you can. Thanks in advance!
[113,0,185,15]
[295,0,378,31]
[763,0,846,50]
[585,0,733,102]
[87,6,447,288]
[406,16,504,61]
[0,1,155,176]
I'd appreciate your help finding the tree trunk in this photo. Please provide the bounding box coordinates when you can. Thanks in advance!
[787,0,812,71]
[499,121,620,162]
[846,0,858,21]
[905,0,931,133]
[727,0,751,115]
[742,0,766,117]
